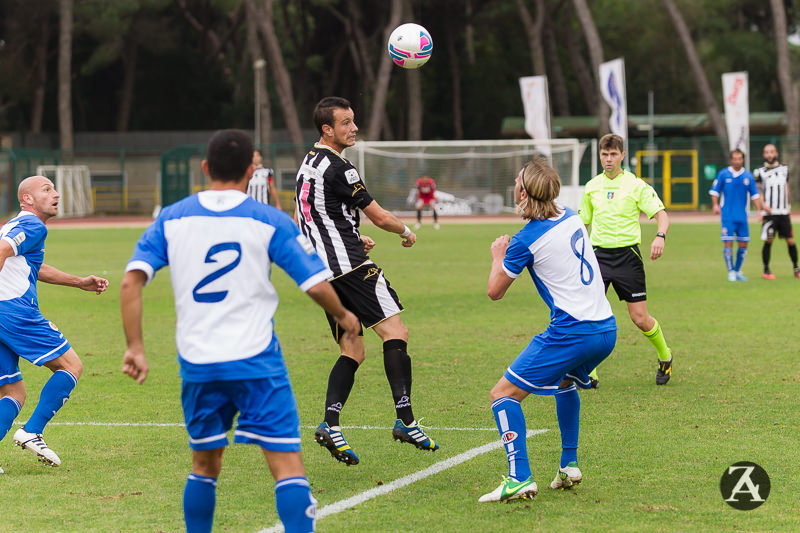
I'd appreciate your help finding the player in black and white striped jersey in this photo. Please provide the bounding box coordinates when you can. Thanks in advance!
[754,144,799,279]
[296,96,439,466]
[247,149,283,210]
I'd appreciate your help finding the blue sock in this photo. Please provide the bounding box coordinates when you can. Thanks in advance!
[555,384,580,467]
[24,370,77,434]
[0,396,22,441]
[491,396,531,481]
[734,246,747,272]
[723,247,734,271]
[184,473,217,533]
[275,476,316,533]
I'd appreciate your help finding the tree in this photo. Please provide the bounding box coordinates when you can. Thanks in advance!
[770,0,800,189]
[244,0,271,150]
[571,0,609,133]
[58,0,73,154]
[662,0,728,149]
[249,0,304,148]
[366,0,403,140]
[516,0,546,76]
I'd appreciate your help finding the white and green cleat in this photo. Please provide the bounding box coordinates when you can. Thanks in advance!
[478,476,538,502]
[549,461,582,490]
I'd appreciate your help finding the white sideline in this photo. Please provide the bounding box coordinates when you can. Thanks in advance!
[21,421,502,431]
[257,428,548,533]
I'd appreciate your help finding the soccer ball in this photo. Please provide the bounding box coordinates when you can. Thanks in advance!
[387,23,433,69]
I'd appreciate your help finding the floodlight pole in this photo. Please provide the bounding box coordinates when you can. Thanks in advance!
[254,59,266,147]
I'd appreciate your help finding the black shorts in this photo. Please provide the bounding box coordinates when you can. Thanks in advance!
[594,246,647,303]
[325,262,403,343]
[761,214,794,241]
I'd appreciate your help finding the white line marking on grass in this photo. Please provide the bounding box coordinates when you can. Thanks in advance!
[22,422,501,431]
[257,428,548,533]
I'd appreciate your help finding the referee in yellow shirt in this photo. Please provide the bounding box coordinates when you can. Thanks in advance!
[578,134,673,386]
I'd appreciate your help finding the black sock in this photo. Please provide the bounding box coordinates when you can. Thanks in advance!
[763,242,772,272]
[433,209,438,223]
[323,356,359,427]
[789,243,798,268]
[383,339,414,424]
[417,210,422,223]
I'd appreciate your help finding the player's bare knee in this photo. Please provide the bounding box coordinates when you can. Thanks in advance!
[1,381,26,406]
[192,448,224,478]
[46,350,83,379]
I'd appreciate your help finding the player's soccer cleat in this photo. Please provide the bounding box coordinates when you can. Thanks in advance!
[314,423,359,466]
[735,271,748,282]
[13,428,61,466]
[589,377,599,389]
[549,462,582,490]
[794,268,800,279]
[433,223,440,230]
[727,271,737,282]
[414,222,421,230]
[392,419,439,451]
[656,356,672,385]
[0,464,4,474]
[479,476,538,502]
[762,272,776,280]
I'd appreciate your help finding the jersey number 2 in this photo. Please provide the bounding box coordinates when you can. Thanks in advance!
[192,242,242,303]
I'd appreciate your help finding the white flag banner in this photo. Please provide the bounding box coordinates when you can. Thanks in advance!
[598,58,628,144]
[722,71,749,162]
[519,75,551,157]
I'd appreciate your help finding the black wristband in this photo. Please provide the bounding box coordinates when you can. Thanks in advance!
[656,232,666,240]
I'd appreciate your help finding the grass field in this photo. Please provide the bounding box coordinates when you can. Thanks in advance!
[1,220,799,532]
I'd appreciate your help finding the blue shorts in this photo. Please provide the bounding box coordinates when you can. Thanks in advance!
[721,220,749,242]
[504,328,616,395]
[0,302,72,386]
[181,374,301,452]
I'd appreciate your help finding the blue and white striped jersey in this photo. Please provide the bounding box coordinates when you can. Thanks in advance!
[502,207,615,335]
[126,189,332,382]
[0,211,47,306]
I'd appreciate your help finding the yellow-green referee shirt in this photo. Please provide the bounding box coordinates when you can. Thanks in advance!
[578,169,665,248]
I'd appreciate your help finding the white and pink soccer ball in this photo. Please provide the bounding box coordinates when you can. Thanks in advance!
[387,23,433,69]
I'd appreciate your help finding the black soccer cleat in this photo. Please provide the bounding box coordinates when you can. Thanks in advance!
[589,377,599,389]
[656,357,672,385]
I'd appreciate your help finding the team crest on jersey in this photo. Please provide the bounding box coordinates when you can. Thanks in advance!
[352,183,365,196]
[12,232,26,246]
[744,178,750,186]
[48,321,60,332]
[607,192,614,199]
[363,267,379,280]
[296,235,315,255]
[501,431,518,444]
[345,169,360,184]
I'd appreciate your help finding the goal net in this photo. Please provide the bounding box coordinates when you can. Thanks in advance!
[344,139,588,215]
[35,165,94,217]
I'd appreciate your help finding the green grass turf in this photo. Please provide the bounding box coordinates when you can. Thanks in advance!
[1,221,798,531]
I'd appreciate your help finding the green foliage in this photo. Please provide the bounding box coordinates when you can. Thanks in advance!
[1,221,799,530]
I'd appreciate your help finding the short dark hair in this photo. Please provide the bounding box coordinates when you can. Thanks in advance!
[206,129,253,182]
[314,96,351,135]
[730,148,745,158]
[599,133,624,152]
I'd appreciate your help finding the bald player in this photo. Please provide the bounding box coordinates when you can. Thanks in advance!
[0,176,108,472]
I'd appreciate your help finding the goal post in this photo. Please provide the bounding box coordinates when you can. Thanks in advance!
[35,165,94,217]
[344,139,588,215]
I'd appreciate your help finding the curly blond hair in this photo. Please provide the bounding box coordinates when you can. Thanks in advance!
[516,156,561,221]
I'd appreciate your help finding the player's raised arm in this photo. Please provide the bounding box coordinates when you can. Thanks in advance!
[119,269,149,384]
[362,200,416,247]
[487,234,515,300]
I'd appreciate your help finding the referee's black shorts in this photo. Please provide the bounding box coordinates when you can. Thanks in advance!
[593,245,647,303]
[325,262,404,343]
[761,214,794,241]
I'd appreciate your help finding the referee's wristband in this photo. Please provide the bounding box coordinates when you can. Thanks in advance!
[655,232,666,240]
[401,225,412,238]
